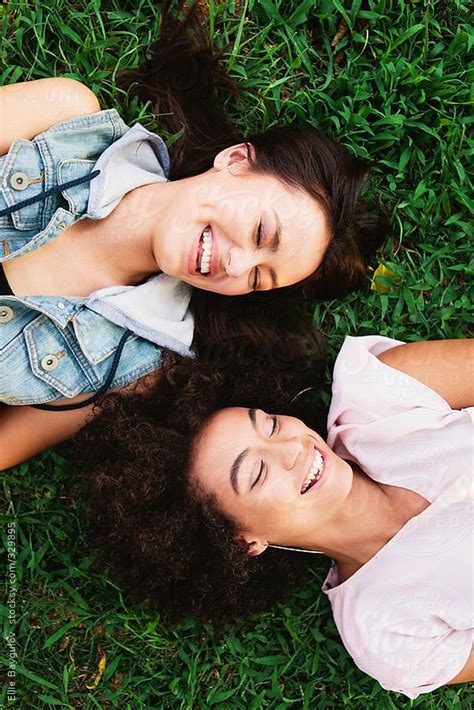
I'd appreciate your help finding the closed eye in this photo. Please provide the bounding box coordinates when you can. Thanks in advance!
[251,415,277,487]
[251,460,264,489]
[252,220,278,290]
[252,221,263,290]
[270,415,278,436]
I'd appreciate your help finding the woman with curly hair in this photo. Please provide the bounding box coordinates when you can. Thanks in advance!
[77,335,473,698]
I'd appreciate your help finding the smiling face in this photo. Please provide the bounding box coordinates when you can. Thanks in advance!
[152,144,330,295]
[190,407,353,554]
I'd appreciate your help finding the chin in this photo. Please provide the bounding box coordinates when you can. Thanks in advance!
[341,459,354,493]
[183,275,209,290]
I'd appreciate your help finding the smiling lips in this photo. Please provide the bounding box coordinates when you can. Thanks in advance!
[300,447,325,494]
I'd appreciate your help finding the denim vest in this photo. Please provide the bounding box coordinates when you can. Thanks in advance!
[0,109,194,406]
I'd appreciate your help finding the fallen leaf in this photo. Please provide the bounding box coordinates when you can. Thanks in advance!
[371,263,399,293]
[85,646,107,690]
[331,19,349,47]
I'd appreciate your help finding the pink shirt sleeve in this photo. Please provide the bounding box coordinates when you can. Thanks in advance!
[327,335,474,501]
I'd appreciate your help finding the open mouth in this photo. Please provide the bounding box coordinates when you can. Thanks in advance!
[196,226,213,276]
[300,448,325,494]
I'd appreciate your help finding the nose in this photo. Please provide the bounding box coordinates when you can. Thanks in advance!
[277,436,304,471]
[225,246,257,279]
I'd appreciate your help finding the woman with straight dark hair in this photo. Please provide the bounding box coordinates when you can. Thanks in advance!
[0,1,388,461]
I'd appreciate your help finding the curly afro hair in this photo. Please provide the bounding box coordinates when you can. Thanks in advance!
[75,304,330,625]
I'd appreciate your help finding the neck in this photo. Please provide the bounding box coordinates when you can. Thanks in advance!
[124,179,188,273]
[92,181,182,282]
[105,185,163,278]
[306,468,402,568]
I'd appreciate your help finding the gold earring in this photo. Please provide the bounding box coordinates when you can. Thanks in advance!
[227,163,239,177]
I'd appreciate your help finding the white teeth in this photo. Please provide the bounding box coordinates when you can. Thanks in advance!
[300,450,324,494]
[199,228,213,274]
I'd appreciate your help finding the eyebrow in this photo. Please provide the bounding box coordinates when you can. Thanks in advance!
[268,212,281,289]
[229,408,258,494]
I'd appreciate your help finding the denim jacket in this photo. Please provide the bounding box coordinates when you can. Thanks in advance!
[0,109,194,406]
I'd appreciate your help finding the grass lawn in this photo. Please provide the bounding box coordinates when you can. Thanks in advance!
[1,0,473,707]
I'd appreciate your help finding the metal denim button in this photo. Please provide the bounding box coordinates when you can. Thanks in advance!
[41,354,60,371]
[0,305,14,323]
[10,172,29,191]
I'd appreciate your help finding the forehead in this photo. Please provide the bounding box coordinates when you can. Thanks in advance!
[192,408,253,486]
[235,173,324,225]
[251,175,329,281]
[195,407,251,461]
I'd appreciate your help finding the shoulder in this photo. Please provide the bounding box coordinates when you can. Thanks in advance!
[326,335,472,498]
[331,334,404,385]
[44,77,100,110]
[32,78,100,115]
[0,79,103,155]
[328,335,406,422]
[328,335,455,422]
[377,339,474,410]
[2,77,100,117]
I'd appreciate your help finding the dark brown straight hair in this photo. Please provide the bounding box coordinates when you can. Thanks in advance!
[118,0,390,301]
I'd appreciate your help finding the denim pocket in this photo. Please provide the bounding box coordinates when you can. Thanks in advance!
[0,311,162,406]
[0,325,87,406]
[72,308,139,364]
[0,299,37,350]
[101,332,163,391]
[58,158,96,215]
[0,139,47,230]
[23,315,96,399]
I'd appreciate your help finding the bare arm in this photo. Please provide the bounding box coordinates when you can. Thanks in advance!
[0,372,160,471]
[0,78,101,154]
[0,399,94,470]
[378,339,473,409]
[447,644,474,685]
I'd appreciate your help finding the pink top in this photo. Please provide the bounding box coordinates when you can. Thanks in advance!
[323,335,474,699]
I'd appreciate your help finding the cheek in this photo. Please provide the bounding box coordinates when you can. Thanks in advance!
[327,459,352,501]
[164,198,196,236]
[227,481,291,531]
[256,477,298,519]
[213,193,258,232]
[187,277,249,296]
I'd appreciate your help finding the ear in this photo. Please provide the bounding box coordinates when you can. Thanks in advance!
[235,535,267,557]
[213,142,256,172]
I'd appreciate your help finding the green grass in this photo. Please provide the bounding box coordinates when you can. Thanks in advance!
[1,0,473,707]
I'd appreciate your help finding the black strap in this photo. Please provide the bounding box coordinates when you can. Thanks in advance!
[32,329,131,411]
[0,263,14,296]
[4,167,128,411]
[2,166,127,411]
[0,170,100,218]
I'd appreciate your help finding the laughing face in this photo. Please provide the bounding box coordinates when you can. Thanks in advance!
[189,407,353,555]
[152,144,330,295]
